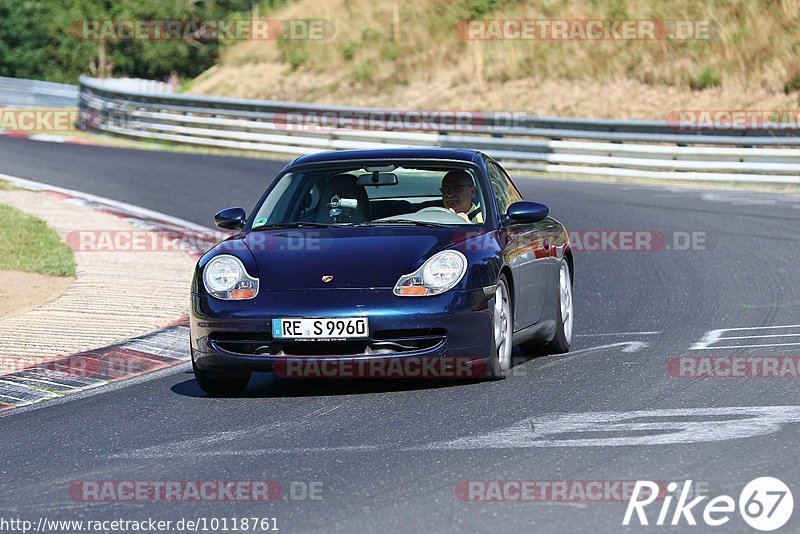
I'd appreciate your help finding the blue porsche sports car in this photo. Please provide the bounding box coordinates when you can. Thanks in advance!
[190,148,573,393]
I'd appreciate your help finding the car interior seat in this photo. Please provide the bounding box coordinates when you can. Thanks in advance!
[315,173,371,223]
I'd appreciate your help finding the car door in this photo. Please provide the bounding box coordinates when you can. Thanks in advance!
[487,161,551,329]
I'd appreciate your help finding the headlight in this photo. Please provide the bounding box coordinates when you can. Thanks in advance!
[203,255,259,300]
[394,250,467,297]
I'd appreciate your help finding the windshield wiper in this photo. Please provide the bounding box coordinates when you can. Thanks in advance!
[252,221,353,230]
[359,219,452,228]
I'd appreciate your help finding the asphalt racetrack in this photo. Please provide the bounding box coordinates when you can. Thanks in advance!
[1,136,800,532]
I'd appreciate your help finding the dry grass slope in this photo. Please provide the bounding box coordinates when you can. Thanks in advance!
[189,0,800,119]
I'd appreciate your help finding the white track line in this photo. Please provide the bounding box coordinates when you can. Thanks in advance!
[575,331,661,337]
[691,325,800,350]
[711,324,800,332]
[690,329,723,350]
[693,342,800,350]
[720,333,800,340]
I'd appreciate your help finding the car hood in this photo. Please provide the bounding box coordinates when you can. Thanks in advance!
[238,226,484,290]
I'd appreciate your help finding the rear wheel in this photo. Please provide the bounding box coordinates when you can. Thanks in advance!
[486,275,513,379]
[548,259,573,354]
[192,358,251,395]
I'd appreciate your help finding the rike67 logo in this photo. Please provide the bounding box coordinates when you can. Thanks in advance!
[623,477,793,531]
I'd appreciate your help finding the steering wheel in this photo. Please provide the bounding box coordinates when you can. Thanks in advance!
[417,207,455,214]
[414,206,471,223]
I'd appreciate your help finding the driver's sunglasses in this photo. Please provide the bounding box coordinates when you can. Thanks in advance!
[439,184,471,194]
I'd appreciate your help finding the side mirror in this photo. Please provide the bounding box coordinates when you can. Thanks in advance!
[214,207,247,230]
[503,201,549,224]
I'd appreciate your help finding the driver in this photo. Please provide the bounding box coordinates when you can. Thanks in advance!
[440,170,483,223]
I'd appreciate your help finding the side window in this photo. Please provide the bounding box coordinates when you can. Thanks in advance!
[499,165,523,205]
[488,162,521,215]
[297,183,321,221]
[253,173,294,225]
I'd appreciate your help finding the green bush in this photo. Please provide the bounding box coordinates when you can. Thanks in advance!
[278,37,309,69]
[343,40,360,61]
[381,43,400,61]
[608,0,628,19]
[351,61,375,82]
[463,0,522,18]
[689,68,721,90]
[784,74,800,94]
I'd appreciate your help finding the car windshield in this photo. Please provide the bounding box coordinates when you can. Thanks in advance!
[250,161,487,228]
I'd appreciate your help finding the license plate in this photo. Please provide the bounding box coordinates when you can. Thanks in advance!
[272,317,368,340]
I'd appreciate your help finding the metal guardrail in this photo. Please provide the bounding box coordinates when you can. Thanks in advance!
[83,78,175,94]
[78,76,800,184]
[0,77,78,107]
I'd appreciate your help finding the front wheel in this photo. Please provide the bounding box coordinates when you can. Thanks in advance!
[548,259,573,354]
[485,275,513,379]
[193,359,251,395]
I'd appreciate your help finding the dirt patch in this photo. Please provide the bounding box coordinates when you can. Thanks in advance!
[191,67,799,120]
[0,270,74,319]
[187,0,800,120]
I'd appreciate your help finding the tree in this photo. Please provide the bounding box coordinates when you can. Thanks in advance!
[0,0,258,83]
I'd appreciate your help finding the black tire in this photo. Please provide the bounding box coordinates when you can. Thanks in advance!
[192,359,251,395]
[485,274,513,380]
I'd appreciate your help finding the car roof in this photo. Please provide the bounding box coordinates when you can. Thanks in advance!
[289,148,484,167]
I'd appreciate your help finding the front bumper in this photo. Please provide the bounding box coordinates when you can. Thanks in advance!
[190,287,494,375]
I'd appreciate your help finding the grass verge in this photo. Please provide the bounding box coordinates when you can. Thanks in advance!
[0,204,75,277]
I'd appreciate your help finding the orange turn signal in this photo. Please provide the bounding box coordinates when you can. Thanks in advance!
[230,289,256,299]
[398,286,426,296]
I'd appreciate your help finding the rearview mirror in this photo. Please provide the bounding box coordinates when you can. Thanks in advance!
[214,207,247,230]
[503,201,549,224]
[357,172,398,186]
